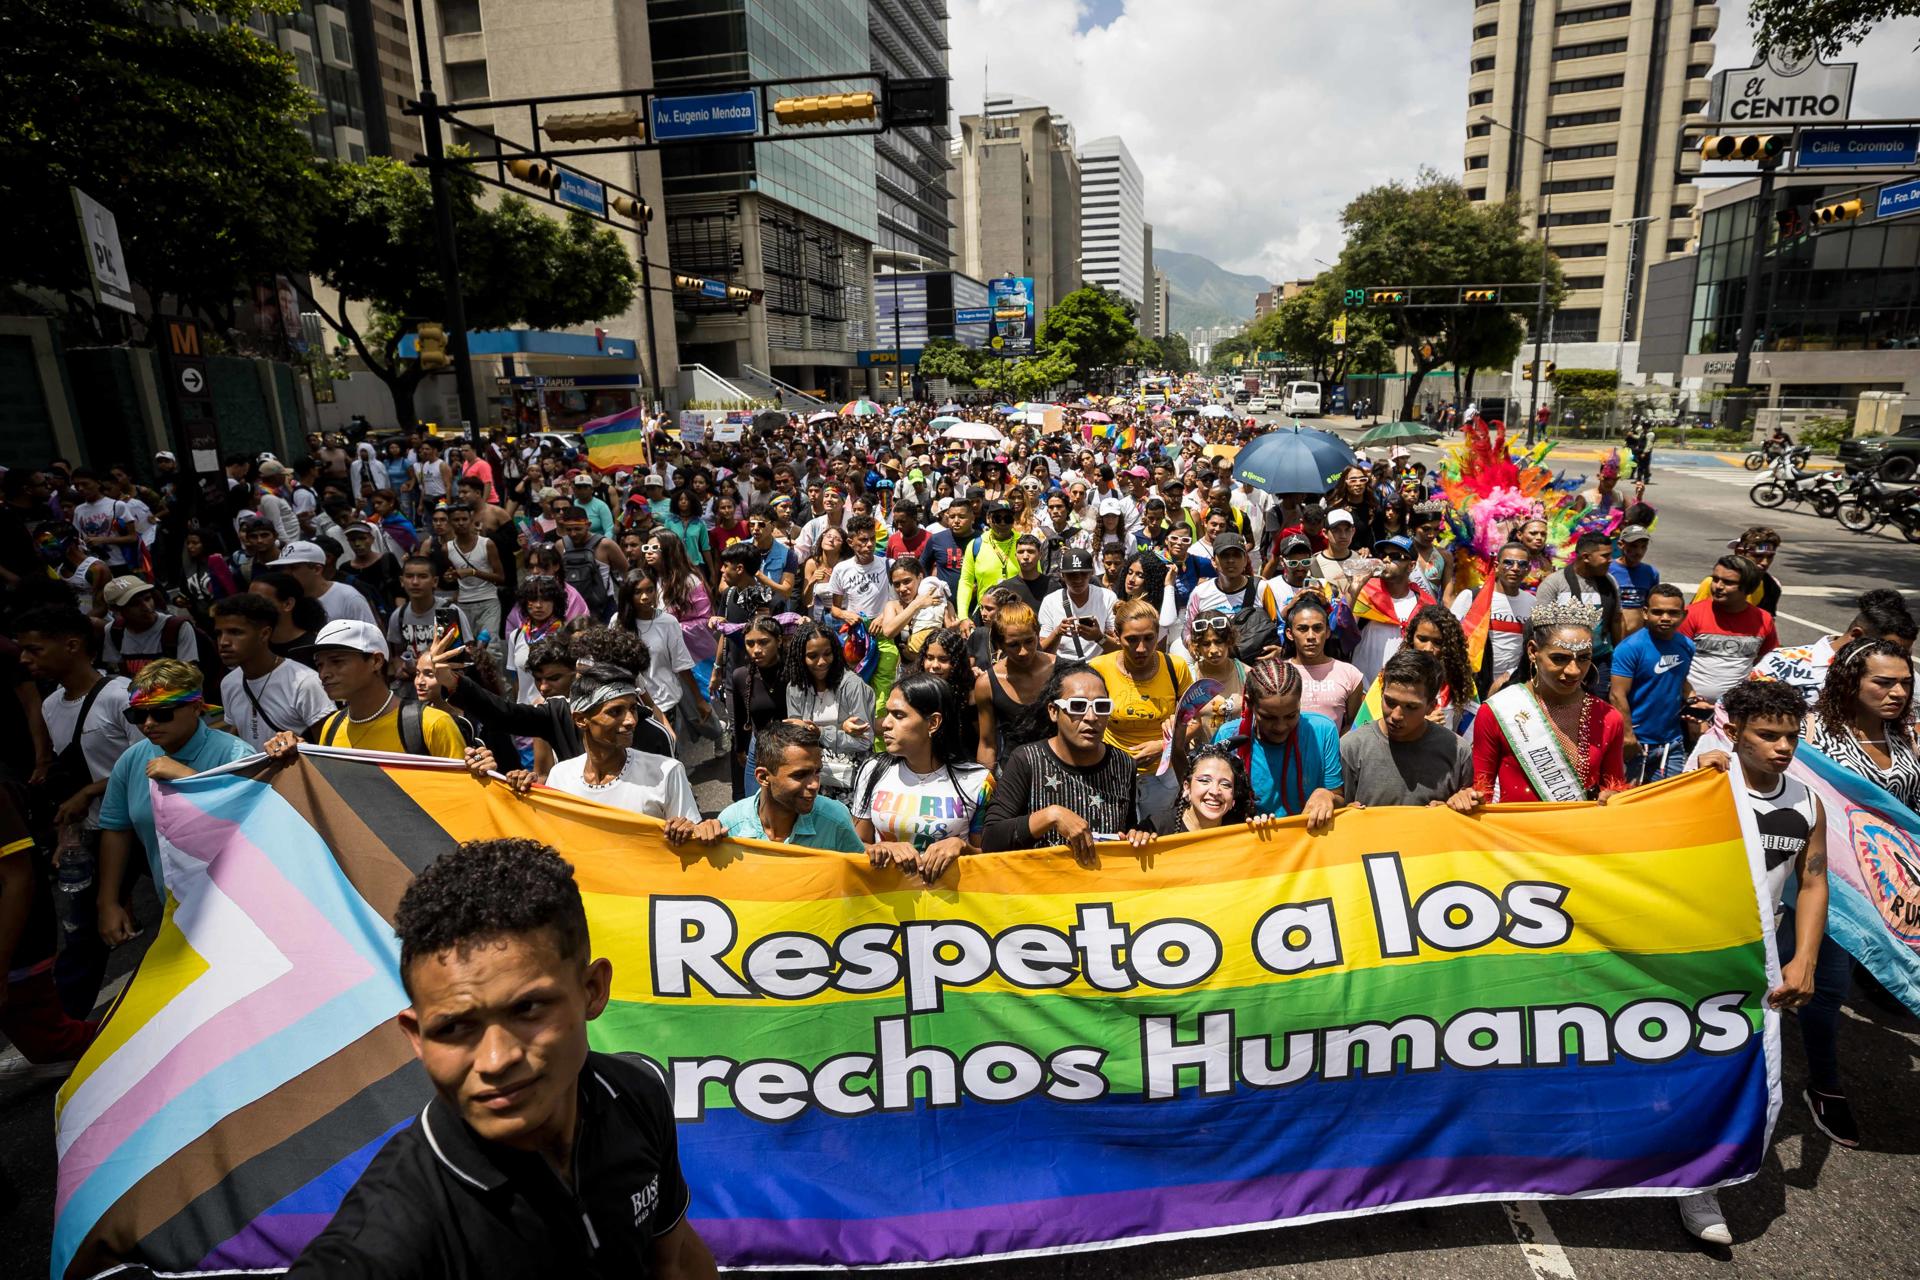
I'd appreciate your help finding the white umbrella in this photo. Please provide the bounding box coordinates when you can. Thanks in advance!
[807,411,839,425]
[942,422,1004,443]
[1200,404,1232,419]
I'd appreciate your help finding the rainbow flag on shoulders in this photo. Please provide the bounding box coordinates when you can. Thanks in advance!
[581,405,649,472]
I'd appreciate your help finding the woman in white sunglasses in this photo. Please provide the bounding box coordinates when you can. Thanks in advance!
[980,664,1154,860]
[1188,612,1246,743]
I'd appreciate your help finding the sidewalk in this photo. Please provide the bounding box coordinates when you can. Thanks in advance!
[1309,417,1835,471]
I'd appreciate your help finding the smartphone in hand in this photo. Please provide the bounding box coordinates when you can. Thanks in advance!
[434,605,466,651]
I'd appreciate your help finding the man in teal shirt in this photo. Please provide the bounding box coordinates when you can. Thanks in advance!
[570,473,616,539]
[664,720,864,852]
[97,660,256,943]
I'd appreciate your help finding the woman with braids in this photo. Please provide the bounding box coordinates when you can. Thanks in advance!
[852,673,993,883]
[782,619,874,802]
[972,600,1057,769]
[915,626,980,762]
[728,616,788,800]
[1805,638,1917,806]
[1469,598,1629,804]
[1209,655,1341,826]
[980,663,1153,857]
[1147,744,1274,836]
[1283,592,1364,730]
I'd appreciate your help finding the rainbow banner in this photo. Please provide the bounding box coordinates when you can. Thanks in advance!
[580,405,649,472]
[54,754,1781,1277]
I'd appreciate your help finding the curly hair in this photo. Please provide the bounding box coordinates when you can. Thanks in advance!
[394,839,588,998]
[782,619,846,691]
[571,624,650,676]
[1182,743,1255,826]
[1814,638,1914,745]
[917,626,977,709]
[1405,603,1474,708]
[1725,676,1814,731]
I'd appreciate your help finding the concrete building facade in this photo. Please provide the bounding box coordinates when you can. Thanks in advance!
[952,95,1082,315]
[1152,269,1171,340]
[1463,0,1715,357]
[1079,136,1146,310]
[414,0,680,420]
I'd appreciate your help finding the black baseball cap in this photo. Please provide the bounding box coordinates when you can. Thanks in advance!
[1060,547,1094,573]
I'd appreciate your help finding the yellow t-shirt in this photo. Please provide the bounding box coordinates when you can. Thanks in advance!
[316,702,467,758]
[1090,651,1190,770]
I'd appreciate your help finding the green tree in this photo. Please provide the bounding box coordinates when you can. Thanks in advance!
[1153,333,1195,374]
[1205,334,1257,374]
[302,157,639,426]
[1038,284,1138,387]
[1747,0,1918,58]
[1267,281,1395,386]
[2,0,322,336]
[917,338,979,386]
[1551,367,1620,427]
[1335,169,1562,415]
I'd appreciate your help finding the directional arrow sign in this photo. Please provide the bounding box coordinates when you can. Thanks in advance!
[180,366,205,395]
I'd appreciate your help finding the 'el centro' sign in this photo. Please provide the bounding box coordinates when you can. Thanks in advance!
[1707,50,1856,126]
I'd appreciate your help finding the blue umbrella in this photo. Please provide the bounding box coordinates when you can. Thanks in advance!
[1232,424,1355,496]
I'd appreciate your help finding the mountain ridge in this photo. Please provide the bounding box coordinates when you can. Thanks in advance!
[1154,248,1270,335]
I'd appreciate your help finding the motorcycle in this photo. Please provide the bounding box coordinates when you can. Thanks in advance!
[1748,449,1841,517]
[1743,439,1795,471]
[1835,475,1920,542]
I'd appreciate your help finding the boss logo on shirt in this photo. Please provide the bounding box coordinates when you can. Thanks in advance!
[631,1175,659,1227]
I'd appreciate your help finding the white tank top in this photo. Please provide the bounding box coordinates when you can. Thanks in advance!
[63,555,103,608]
[1746,773,1818,915]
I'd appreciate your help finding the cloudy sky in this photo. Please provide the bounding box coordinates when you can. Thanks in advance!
[947,0,1920,284]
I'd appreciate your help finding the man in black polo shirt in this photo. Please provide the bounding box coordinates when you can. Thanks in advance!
[290,839,715,1278]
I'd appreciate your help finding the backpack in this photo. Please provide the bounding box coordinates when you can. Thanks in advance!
[1223,581,1279,663]
[561,534,614,618]
[319,700,428,755]
[112,614,225,686]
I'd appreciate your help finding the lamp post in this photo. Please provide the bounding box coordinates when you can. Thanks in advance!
[1478,114,1555,446]
[1612,214,1658,433]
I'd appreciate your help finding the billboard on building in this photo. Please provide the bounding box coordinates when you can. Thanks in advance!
[987,276,1036,357]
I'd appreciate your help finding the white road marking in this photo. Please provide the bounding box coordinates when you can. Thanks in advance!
[1503,1200,1578,1280]
[1775,610,1839,638]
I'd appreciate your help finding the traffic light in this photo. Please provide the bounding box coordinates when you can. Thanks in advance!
[506,157,560,191]
[1814,198,1864,226]
[1463,288,1499,303]
[542,110,644,142]
[415,322,449,372]
[1775,205,1809,243]
[772,91,877,126]
[1699,134,1786,164]
[1519,360,1557,381]
[610,194,653,227]
[1368,289,1406,305]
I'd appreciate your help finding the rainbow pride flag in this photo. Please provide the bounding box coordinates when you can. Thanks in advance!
[54,755,1779,1276]
[580,405,649,472]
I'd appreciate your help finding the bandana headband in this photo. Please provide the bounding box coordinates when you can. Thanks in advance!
[570,680,640,717]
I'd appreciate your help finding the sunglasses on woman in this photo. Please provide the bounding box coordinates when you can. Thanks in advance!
[123,704,190,726]
[1053,696,1114,718]
[1190,616,1233,635]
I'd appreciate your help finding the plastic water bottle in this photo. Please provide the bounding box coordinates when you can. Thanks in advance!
[55,824,94,938]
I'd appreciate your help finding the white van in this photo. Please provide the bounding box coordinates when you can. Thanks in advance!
[1281,381,1323,417]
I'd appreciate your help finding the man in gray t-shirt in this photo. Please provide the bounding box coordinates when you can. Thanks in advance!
[1339,649,1474,807]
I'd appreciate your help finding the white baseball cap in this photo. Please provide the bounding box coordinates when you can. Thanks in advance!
[267,540,327,567]
[313,619,390,660]
[1326,509,1355,527]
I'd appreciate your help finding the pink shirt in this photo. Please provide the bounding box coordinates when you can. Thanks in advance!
[1293,658,1364,730]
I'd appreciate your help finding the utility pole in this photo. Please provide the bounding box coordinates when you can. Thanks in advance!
[1613,214,1657,432]
[409,0,481,432]
[629,152,664,410]
[1481,115,1554,447]
[1723,163,1779,439]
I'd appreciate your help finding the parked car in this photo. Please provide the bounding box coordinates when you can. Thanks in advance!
[1838,422,1920,483]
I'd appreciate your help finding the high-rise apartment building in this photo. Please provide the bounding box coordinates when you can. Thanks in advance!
[1153,269,1171,340]
[1462,0,1713,357]
[1079,136,1146,309]
[869,0,951,269]
[1138,221,1155,334]
[952,96,1081,315]
[361,0,422,160]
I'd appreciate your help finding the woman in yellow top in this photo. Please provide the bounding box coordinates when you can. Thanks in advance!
[1090,597,1191,823]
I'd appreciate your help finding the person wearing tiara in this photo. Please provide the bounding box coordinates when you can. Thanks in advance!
[1465,597,1631,805]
